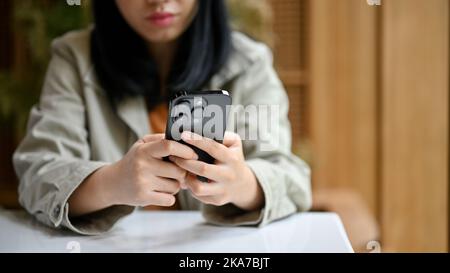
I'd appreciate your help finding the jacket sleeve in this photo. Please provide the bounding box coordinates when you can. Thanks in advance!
[12,37,134,235]
[202,45,312,226]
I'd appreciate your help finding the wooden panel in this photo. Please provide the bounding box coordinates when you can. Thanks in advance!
[309,0,379,215]
[278,70,308,87]
[381,0,449,252]
[270,0,310,152]
[271,0,307,70]
[286,86,309,153]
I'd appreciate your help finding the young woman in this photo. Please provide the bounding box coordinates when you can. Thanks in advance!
[13,0,311,235]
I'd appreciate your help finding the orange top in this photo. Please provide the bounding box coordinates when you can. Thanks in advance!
[148,103,168,136]
[144,103,181,211]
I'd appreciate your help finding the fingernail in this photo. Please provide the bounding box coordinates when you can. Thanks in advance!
[181,131,192,141]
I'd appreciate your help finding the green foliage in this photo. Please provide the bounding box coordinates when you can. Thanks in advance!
[0,0,91,139]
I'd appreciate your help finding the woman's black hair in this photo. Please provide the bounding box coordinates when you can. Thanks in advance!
[91,0,232,110]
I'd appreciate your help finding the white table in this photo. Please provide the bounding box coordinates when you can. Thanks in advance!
[0,209,353,253]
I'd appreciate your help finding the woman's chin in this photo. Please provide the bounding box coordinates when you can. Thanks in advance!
[144,31,180,44]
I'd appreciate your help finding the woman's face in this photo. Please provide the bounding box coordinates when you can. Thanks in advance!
[115,0,198,44]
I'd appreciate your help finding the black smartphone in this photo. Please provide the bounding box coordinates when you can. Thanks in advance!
[165,90,232,182]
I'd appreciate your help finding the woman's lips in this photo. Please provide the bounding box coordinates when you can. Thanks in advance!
[146,12,176,27]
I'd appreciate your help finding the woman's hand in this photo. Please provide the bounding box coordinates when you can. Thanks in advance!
[68,134,198,216]
[169,131,265,211]
[106,134,198,206]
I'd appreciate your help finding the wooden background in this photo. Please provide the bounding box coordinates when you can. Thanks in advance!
[0,0,448,252]
[271,0,448,252]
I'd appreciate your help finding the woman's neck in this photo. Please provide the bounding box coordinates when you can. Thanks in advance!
[148,41,178,89]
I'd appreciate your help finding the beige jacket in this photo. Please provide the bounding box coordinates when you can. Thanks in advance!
[13,28,311,235]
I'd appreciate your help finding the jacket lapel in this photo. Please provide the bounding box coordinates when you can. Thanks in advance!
[84,68,150,138]
[117,96,150,138]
